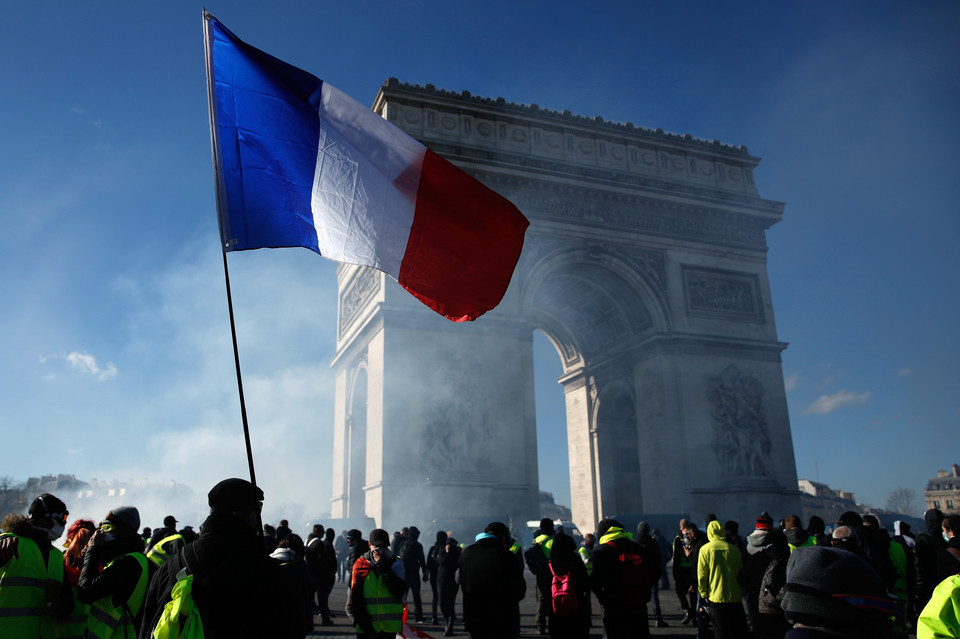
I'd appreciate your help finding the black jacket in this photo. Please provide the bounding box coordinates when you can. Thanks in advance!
[460,537,526,637]
[138,511,282,639]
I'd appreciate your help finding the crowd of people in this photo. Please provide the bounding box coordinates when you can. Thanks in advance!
[2,480,959,639]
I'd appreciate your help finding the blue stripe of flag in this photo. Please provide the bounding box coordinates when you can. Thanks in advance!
[209,17,324,253]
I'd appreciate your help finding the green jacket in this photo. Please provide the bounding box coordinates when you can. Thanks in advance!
[697,521,743,604]
[918,573,960,639]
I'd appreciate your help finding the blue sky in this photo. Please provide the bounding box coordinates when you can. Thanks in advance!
[1,2,957,530]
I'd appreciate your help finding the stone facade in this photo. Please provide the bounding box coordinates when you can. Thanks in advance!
[925,464,960,514]
[329,80,801,534]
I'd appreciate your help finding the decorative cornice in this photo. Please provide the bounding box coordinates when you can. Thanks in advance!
[379,78,752,156]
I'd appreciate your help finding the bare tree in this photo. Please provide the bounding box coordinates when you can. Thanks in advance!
[886,487,919,515]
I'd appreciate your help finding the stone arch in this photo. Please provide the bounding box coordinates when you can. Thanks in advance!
[329,81,802,534]
[520,249,669,373]
[592,380,642,518]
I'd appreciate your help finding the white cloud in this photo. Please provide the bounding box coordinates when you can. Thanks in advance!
[784,374,799,391]
[41,351,117,381]
[804,390,871,415]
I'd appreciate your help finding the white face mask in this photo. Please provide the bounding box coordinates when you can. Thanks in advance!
[46,521,66,541]
[945,531,952,542]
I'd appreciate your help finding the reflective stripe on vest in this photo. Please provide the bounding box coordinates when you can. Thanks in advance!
[83,552,148,639]
[360,572,404,634]
[56,600,89,639]
[0,533,64,638]
[146,534,184,567]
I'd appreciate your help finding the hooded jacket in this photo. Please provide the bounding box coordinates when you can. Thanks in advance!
[697,520,743,603]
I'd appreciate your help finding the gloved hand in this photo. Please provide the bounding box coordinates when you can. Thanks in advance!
[422,571,429,582]
[0,535,19,565]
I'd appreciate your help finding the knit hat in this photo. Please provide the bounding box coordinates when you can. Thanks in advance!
[103,506,140,533]
[369,528,390,548]
[207,478,264,511]
[837,511,863,528]
[782,546,895,628]
[539,517,555,536]
[756,511,774,530]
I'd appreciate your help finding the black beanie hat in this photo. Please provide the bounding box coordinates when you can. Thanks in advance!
[539,517,555,535]
[208,478,264,511]
[782,546,894,628]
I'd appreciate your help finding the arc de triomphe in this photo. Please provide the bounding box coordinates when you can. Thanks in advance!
[329,80,801,534]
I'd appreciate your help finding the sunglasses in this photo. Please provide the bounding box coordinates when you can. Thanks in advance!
[99,522,115,533]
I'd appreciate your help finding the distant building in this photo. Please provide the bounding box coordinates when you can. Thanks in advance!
[539,491,572,522]
[798,479,859,527]
[925,464,960,514]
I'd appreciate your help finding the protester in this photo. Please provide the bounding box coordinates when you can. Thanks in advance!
[398,525,427,623]
[591,518,651,639]
[752,529,792,639]
[916,572,960,639]
[0,493,73,637]
[636,521,667,628]
[782,545,897,638]
[697,519,748,639]
[546,532,590,639]
[348,528,406,639]
[460,522,526,639]
[271,533,315,638]
[138,477,283,639]
[525,517,556,635]
[426,530,448,624]
[59,519,96,637]
[672,517,698,625]
[144,514,184,569]
[78,506,149,639]
[437,536,461,637]
[336,529,350,583]
[346,529,370,582]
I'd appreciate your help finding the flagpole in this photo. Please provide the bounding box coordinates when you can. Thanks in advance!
[221,250,258,487]
[204,9,259,489]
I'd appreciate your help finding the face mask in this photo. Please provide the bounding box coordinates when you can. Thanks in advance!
[945,531,951,542]
[103,532,116,543]
[46,521,66,541]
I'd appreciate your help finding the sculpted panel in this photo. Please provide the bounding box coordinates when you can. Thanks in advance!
[707,364,772,477]
[683,266,764,322]
[419,351,492,477]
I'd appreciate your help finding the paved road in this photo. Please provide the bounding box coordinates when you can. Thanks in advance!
[310,571,700,638]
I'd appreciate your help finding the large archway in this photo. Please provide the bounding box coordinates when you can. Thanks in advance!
[329,81,802,533]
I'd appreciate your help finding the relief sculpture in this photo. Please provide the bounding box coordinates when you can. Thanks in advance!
[707,364,771,477]
[421,352,491,474]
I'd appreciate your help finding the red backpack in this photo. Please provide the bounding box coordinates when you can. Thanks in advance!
[549,561,579,616]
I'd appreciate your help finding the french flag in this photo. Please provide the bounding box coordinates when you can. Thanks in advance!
[204,15,529,321]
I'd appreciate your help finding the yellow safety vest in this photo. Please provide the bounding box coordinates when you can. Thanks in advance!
[57,585,89,639]
[535,534,554,560]
[84,552,148,639]
[0,532,64,639]
[146,535,184,567]
[357,569,404,635]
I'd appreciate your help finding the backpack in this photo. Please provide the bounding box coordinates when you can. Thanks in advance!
[152,546,205,639]
[604,541,650,605]
[549,561,579,616]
